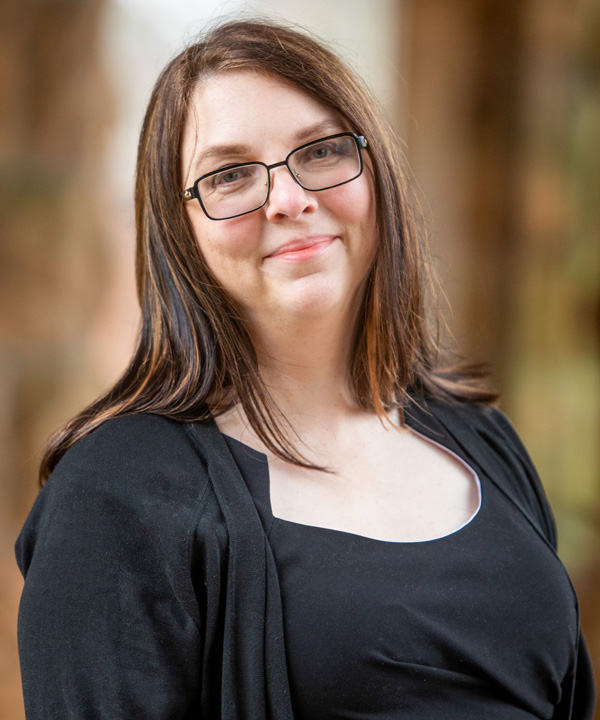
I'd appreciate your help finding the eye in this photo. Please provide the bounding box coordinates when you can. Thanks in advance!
[301,142,338,164]
[310,145,332,160]
[214,168,245,186]
[208,165,261,193]
[221,171,239,184]
[294,137,354,170]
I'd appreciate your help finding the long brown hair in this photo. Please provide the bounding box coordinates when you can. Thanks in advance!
[40,18,496,485]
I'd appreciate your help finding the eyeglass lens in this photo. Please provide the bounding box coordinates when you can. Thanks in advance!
[196,134,362,220]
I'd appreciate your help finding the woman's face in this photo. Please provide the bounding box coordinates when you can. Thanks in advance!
[180,71,377,330]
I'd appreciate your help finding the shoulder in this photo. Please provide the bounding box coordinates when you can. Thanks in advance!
[412,394,525,448]
[410,394,558,547]
[16,414,209,680]
[45,413,216,501]
[425,398,539,475]
[56,412,203,474]
[16,414,218,576]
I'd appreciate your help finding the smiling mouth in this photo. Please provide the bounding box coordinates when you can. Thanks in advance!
[267,235,337,260]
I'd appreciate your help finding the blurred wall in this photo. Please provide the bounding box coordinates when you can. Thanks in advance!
[1,1,109,716]
[1,0,598,717]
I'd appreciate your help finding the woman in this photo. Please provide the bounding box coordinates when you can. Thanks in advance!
[16,18,595,720]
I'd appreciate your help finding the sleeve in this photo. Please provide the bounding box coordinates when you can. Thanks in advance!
[570,635,596,720]
[486,407,596,720]
[15,418,204,719]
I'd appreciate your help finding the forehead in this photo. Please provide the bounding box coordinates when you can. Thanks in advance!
[181,71,346,172]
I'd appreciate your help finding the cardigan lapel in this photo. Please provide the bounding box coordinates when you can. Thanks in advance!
[185,421,294,720]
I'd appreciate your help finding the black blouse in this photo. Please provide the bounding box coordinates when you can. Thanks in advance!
[225,427,577,719]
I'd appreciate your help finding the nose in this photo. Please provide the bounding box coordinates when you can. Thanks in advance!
[263,165,318,222]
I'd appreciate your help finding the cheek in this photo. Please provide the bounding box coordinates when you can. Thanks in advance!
[188,212,261,284]
[328,172,375,223]
[327,177,377,254]
[345,178,378,266]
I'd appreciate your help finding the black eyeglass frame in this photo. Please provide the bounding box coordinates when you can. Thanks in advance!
[182,132,368,221]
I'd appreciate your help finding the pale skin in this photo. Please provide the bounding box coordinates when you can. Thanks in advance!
[181,71,479,542]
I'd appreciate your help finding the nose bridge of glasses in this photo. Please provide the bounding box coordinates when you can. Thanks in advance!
[265,158,302,187]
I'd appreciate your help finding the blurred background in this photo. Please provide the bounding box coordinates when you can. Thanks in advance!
[1,0,599,716]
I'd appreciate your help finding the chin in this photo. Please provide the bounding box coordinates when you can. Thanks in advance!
[277,276,351,318]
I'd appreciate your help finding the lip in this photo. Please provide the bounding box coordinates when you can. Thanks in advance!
[266,235,337,260]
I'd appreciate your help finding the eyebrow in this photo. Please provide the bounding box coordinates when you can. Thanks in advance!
[190,119,345,178]
[291,119,345,144]
[191,144,249,177]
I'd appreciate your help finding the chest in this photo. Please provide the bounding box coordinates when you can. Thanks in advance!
[269,492,578,720]
[264,426,481,542]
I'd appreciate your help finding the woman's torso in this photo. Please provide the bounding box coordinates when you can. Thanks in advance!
[222,413,578,720]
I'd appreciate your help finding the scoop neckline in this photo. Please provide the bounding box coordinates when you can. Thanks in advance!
[220,427,483,546]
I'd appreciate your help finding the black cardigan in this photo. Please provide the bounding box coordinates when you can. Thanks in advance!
[15,396,595,719]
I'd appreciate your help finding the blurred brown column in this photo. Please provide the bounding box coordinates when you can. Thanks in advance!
[406,0,600,699]
[405,0,525,365]
[0,0,108,717]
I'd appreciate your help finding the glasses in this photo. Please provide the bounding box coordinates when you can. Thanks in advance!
[182,132,368,221]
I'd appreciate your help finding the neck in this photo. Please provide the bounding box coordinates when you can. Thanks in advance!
[253,308,358,427]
